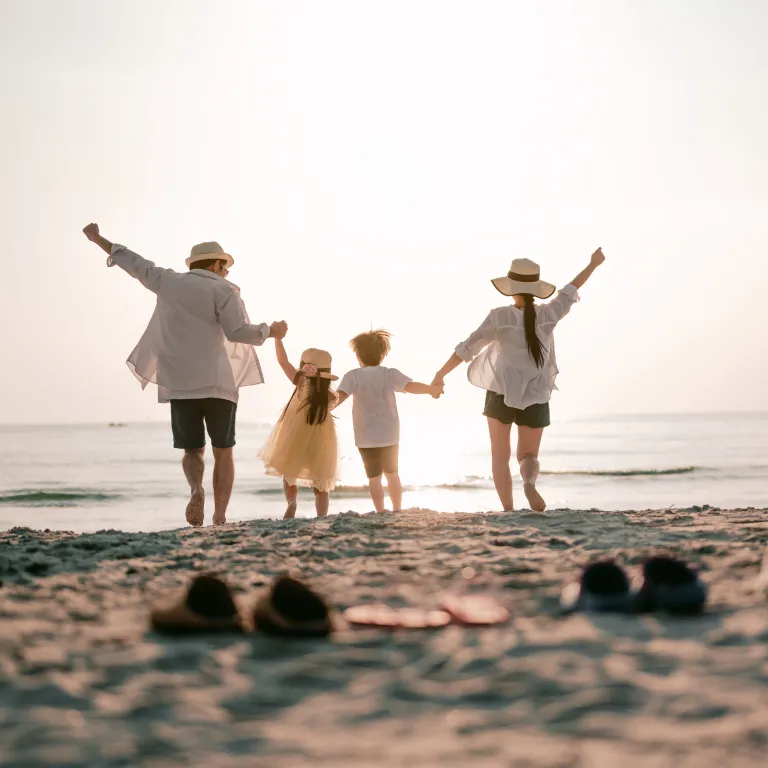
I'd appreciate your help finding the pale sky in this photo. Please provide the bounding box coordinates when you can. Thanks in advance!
[1,0,766,427]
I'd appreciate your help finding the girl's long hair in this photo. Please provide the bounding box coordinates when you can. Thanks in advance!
[280,371,332,426]
[521,294,545,368]
[299,374,332,425]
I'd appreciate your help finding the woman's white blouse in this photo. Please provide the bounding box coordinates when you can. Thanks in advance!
[454,284,579,409]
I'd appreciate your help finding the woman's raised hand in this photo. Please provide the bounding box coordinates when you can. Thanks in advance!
[590,247,605,267]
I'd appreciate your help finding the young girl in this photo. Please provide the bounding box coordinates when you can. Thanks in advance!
[432,248,606,513]
[259,342,340,518]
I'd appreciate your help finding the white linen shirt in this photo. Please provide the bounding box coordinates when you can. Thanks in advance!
[109,245,269,404]
[337,366,412,448]
[455,284,580,409]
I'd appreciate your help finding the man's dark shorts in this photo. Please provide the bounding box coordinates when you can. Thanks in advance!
[170,398,237,450]
[483,392,550,428]
[358,445,399,479]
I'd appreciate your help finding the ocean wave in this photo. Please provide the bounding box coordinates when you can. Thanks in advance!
[250,480,489,497]
[0,489,122,507]
[541,467,700,477]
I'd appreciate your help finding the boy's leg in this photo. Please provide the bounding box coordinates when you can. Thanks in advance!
[382,444,402,512]
[359,447,386,513]
[313,487,329,517]
[384,473,402,512]
[284,479,298,518]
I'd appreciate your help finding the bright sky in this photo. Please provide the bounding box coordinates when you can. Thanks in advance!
[1,0,766,428]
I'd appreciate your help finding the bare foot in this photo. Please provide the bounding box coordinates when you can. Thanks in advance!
[186,486,205,527]
[284,501,297,519]
[523,482,546,512]
[212,514,227,526]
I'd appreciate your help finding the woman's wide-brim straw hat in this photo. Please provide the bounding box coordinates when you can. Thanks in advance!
[186,241,235,269]
[491,258,556,299]
[300,348,338,381]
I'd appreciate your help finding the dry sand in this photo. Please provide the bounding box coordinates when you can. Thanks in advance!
[1,506,767,767]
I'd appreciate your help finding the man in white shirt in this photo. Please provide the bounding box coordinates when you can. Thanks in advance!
[336,329,442,513]
[83,223,287,527]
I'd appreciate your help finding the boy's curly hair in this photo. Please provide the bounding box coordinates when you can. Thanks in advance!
[350,329,392,367]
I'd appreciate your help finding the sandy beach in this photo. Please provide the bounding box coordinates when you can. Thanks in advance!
[1,506,767,767]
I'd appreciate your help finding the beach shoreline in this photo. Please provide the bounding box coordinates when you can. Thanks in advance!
[1,506,767,766]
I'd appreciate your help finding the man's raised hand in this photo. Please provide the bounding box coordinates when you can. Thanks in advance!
[83,223,100,241]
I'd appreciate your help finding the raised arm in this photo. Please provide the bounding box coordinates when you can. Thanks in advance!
[83,223,113,255]
[569,247,605,289]
[273,337,297,383]
[83,222,169,294]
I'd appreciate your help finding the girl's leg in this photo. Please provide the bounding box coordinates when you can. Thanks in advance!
[384,473,403,512]
[517,426,545,512]
[283,479,298,519]
[313,487,329,517]
[368,476,386,513]
[487,417,514,511]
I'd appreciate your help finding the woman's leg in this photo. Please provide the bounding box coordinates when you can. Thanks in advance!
[368,476,386,513]
[487,417,514,511]
[283,479,298,519]
[313,487,329,517]
[517,426,546,511]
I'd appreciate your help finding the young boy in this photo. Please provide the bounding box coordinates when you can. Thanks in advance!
[335,330,442,513]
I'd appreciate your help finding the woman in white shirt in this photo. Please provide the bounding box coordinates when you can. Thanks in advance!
[433,248,606,512]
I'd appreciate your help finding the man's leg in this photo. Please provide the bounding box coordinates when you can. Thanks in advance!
[204,399,238,525]
[211,447,234,525]
[171,400,207,527]
[183,448,206,527]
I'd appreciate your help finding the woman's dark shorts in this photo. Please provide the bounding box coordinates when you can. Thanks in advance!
[170,398,237,450]
[358,445,399,478]
[483,392,550,428]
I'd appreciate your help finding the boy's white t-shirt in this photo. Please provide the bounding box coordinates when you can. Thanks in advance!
[337,366,412,448]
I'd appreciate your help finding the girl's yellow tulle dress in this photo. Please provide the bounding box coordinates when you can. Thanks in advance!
[259,378,340,492]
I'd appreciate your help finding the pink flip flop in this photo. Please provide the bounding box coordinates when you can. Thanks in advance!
[344,603,451,629]
[439,594,510,626]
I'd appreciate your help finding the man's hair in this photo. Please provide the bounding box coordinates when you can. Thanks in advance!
[350,329,392,366]
[189,258,223,272]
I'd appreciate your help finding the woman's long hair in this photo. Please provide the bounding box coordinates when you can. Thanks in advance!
[522,294,545,368]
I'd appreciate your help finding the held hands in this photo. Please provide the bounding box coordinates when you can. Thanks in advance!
[430,382,444,400]
[590,247,605,267]
[269,320,288,340]
[83,223,100,242]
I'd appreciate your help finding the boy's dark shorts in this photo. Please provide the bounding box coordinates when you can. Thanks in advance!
[170,398,237,450]
[483,392,550,428]
[358,444,399,478]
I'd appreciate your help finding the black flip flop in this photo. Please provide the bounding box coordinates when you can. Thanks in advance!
[561,560,636,614]
[253,576,333,638]
[635,556,707,614]
[150,573,245,634]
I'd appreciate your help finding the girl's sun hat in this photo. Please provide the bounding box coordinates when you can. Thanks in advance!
[300,348,338,381]
[491,258,556,299]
